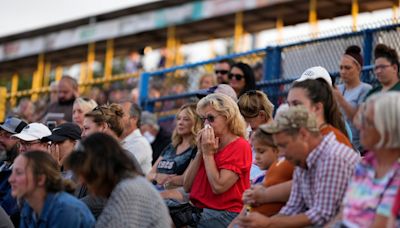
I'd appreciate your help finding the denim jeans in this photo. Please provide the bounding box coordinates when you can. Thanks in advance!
[197,208,238,228]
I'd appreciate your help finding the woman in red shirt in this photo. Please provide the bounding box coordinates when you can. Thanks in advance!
[184,93,252,228]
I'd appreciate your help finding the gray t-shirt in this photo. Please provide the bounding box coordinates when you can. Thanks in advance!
[338,82,372,151]
[96,176,171,228]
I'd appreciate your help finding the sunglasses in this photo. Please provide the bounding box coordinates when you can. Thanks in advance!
[228,73,244,81]
[92,106,108,115]
[199,114,219,123]
[215,70,229,75]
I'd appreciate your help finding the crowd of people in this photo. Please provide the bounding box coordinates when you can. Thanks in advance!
[0,42,399,228]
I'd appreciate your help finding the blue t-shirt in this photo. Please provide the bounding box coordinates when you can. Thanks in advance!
[338,82,372,151]
[20,192,95,228]
[0,168,18,217]
[157,144,197,175]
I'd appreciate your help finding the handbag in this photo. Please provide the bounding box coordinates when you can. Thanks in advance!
[167,200,203,228]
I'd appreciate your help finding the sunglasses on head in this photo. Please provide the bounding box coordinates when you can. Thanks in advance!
[245,90,258,95]
[228,73,244,81]
[92,106,109,116]
[215,70,229,75]
[199,114,218,123]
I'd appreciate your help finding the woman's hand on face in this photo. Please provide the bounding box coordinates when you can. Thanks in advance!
[49,144,62,166]
[200,125,218,156]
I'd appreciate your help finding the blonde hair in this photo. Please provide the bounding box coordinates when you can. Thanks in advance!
[199,73,216,89]
[172,103,202,148]
[197,93,247,138]
[73,97,98,114]
[237,90,274,120]
[366,92,400,149]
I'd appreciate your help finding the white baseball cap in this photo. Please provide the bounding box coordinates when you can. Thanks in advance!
[12,123,51,142]
[295,66,332,86]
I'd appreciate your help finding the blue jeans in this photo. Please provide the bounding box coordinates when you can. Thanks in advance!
[197,208,238,228]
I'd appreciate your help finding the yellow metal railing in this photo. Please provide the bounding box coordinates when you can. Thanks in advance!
[5,72,140,100]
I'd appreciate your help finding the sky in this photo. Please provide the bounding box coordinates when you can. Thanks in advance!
[0,0,395,68]
[0,0,158,37]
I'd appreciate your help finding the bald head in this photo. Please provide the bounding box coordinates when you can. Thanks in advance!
[58,76,78,103]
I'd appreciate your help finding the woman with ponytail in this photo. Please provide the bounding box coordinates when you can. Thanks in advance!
[333,45,372,152]
[78,103,143,218]
[8,151,94,227]
[289,66,352,148]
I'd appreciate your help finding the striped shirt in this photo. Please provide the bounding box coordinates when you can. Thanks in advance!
[280,133,360,226]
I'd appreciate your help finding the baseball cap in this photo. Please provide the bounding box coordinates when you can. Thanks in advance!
[196,84,237,101]
[0,117,28,134]
[12,123,51,141]
[295,66,332,86]
[260,106,319,134]
[42,122,82,143]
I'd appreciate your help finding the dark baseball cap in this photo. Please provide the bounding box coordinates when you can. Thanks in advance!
[42,122,82,142]
[0,117,28,134]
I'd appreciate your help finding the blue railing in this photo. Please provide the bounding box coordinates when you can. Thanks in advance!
[138,23,400,122]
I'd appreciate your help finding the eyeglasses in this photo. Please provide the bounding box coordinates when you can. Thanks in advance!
[19,140,42,148]
[199,114,219,123]
[374,64,392,72]
[228,73,244,81]
[215,70,229,75]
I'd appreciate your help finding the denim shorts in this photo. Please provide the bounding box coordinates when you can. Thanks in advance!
[196,208,238,228]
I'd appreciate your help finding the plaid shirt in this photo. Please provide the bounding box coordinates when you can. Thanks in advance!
[280,133,360,226]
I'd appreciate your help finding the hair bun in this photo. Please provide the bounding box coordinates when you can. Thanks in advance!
[109,103,124,118]
[345,45,361,55]
[344,45,363,66]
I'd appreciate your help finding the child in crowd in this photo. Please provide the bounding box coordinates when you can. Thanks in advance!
[251,126,279,184]
[229,127,294,227]
[249,127,293,216]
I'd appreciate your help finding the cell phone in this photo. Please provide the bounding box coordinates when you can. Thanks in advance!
[47,121,57,131]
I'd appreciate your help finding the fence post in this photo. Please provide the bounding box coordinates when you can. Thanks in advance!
[10,73,19,108]
[265,46,282,80]
[0,87,7,122]
[264,46,282,105]
[362,29,373,82]
[139,72,153,112]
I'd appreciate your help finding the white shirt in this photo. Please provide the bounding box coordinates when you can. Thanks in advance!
[121,129,153,175]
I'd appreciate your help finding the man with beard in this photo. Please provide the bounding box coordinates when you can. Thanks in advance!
[43,76,79,122]
[0,117,27,225]
[236,106,359,228]
[215,59,235,84]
